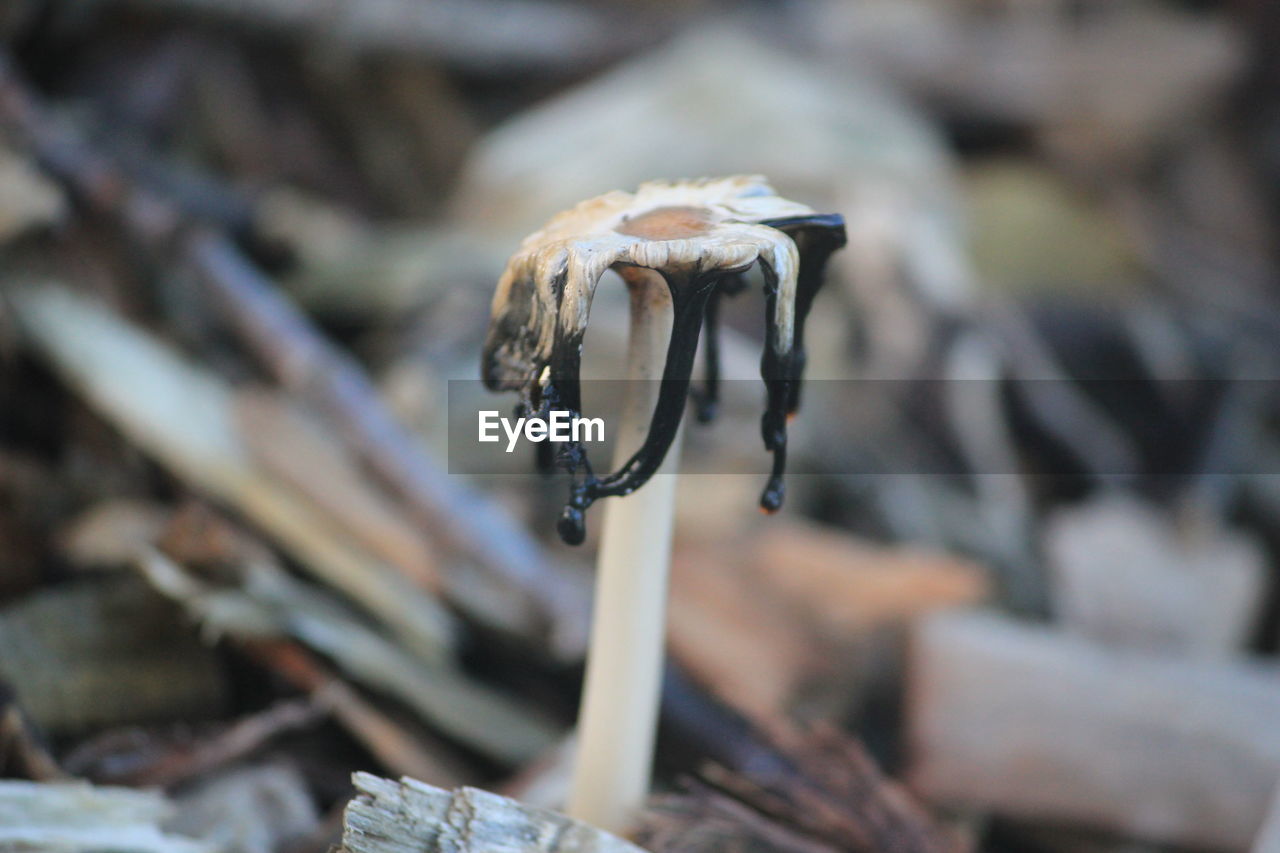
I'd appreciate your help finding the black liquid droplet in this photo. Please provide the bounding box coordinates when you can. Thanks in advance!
[760,476,785,512]
[558,506,586,545]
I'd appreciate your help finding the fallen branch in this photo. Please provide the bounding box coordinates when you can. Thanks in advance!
[338,772,646,853]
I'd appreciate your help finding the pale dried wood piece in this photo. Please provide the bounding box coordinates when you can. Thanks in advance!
[338,772,648,853]
[134,546,558,765]
[749,521,989,636]
[235,390,440,592]
[908,610,1280,850]
[0,779,213,853]
[9,284,453,664]
[1045,494,1265,656]
[668,520,987,719]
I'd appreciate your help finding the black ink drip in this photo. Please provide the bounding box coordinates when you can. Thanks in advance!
[553,266,720,544]
[692,272,746,423]
[756,214,847,513]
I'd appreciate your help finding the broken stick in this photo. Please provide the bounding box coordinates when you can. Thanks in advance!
[338,772,647,853]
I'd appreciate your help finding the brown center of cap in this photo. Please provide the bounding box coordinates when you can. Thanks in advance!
[614,205,716,241]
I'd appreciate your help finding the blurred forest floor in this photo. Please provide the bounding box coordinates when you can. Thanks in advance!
[2,1,1280,851]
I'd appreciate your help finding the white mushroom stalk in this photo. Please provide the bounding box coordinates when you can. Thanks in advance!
[481,176,845,833]
[568,265,683,833]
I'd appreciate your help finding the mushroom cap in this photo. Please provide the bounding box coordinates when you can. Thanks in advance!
[482,176,814,396]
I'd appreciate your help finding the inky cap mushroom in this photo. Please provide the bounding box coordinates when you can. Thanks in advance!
[482,176,846,544]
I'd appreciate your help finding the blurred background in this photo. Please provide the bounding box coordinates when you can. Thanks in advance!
[1,1,1279,851]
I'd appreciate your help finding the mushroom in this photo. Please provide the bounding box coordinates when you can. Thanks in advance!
[482,176,845,832]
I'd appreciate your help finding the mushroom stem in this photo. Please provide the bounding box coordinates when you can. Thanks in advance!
[567,269,683,833]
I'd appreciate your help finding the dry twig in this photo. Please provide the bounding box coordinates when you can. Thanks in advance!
[338,772,646,853]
